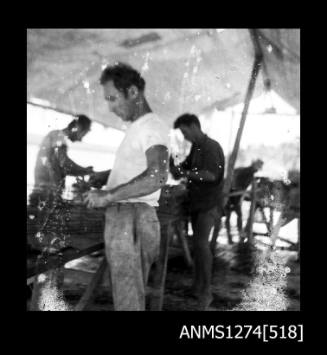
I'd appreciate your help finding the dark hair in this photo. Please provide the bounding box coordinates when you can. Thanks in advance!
[174,113,201,129]
[252,159,264,167]
[68,114,91,131]
[100,62,145,96]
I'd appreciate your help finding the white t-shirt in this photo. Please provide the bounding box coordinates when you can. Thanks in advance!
[106,113,170,206]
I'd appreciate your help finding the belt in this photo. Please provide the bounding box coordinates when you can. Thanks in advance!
[106,201,153,210]
[108,202,147,206]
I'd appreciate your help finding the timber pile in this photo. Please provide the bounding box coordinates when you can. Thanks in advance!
[27,201,105,252]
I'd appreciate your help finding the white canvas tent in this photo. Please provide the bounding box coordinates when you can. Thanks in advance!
[27,28,300,204]
[27,29,300,130]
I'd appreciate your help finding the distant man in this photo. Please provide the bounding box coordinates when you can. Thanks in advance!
[224,159,264,243]
[84,62,170,311]
[170,113,225,310]
[29,114,93,208]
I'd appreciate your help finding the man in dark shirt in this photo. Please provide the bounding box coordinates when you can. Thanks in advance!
[170,113,225,310]
[233,159,264,191]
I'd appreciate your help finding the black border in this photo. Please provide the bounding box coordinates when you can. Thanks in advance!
[18,21,311,347]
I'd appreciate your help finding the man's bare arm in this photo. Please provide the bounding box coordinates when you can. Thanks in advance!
[106,145,169,202]
[169,155,192,180]
[56,145,92,176]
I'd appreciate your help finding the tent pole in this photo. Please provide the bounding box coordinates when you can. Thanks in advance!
[27,100,122,130]
[222,29,263,208]
[27,100,78,117]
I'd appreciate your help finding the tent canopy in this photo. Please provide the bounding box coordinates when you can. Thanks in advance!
[27,29,300,130]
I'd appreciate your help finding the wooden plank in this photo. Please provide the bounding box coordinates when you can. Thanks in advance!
[27,242,104,278]
[254,238,294,251]
[149,221,173,311]
[222,41,263,208]
[257,206,272,234]
[297,218,300,260]
[74,257,108,311]
[244,178,257,242]
[253,232,297,245]
[228,190,249,197]
[174,221,193,268]
[27,101,112,129]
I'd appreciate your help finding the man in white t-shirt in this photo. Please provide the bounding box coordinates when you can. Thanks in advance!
[84,62,170,311]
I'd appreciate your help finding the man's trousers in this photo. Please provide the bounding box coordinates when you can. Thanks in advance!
[104,203,160,311]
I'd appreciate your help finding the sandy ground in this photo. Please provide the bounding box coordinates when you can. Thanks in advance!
[27,208,300,311]
[38,239,299,312]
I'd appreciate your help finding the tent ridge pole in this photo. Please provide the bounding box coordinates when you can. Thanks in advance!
[222,29,263,207]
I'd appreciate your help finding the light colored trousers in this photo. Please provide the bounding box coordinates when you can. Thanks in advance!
[104,203,160,311]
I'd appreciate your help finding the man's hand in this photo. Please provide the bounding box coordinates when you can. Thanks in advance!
[175,166,188,178]
[169,156,188,179]
[83,190,113,208]
[88,170,110,189]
